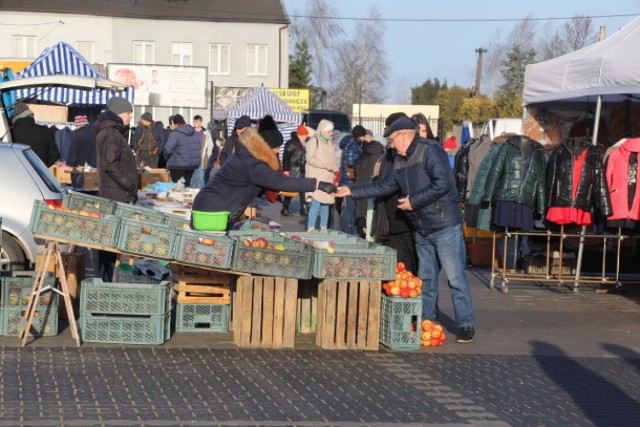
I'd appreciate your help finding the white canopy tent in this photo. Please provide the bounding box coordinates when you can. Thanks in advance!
[524,16,640,105]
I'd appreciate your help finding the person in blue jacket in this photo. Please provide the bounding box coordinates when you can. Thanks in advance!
[162,114,201,185]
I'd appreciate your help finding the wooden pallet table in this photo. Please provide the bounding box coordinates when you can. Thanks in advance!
[316,279,381,350]
[233,275,298,348]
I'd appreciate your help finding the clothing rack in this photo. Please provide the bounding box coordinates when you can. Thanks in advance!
[488,226,640,293]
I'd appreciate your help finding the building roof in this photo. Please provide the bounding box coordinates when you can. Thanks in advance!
[0,0,289,24]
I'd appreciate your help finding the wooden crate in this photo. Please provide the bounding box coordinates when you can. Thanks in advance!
[173,273,232,304]
[316,279,381,350]
[233,275,298,348]
[297,279,317,333]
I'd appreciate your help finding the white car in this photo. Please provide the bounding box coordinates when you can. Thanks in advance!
[0,75,127,271]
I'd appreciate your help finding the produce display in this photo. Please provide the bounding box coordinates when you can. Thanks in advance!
[174,229,233,269]
[382,262,422,298]
[420,319,446,347]
[117,219,175,259]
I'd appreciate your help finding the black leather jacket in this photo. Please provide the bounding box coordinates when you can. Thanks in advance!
[482,135,546,214]
[545,137,612,216]
[453,138,473,202]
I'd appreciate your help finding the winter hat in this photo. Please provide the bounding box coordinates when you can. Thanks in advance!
[235,115,252,129]
[258,115,283,149]
[351,125,366,138]
[140,112,153,122]
[107,96,133,115]
[296,124,309,136]
[74,115,89,125]
[316,119,334,134]
[383,117,417,138]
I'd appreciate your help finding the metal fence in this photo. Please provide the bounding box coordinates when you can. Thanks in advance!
[350,115,443,141]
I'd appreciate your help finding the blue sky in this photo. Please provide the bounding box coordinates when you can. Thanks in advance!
[282,0,639,101]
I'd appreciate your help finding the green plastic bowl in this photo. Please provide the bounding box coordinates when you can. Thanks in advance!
[191,210,231,231]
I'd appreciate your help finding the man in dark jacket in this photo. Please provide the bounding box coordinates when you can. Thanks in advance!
[94,96,137,282]
[339,125,365,234]
[67,115,97,168]
[282,125,311,216]
[336,117,476,344]
[354,129,385,238]
[192,127,336,227]
[219,115,251,166]
[11,102,60,167]
[130,111,166,168]
[162,114,201,185]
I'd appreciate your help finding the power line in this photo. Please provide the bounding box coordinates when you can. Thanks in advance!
[289,12,639,23]
[0,20,64,26]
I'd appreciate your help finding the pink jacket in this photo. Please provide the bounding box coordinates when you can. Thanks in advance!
[606,137,640,221]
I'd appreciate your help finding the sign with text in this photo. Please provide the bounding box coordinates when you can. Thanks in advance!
[108,63,207,108]
[268,88,309,112]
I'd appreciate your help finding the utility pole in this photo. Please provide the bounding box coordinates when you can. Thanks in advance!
[474,47,487,96]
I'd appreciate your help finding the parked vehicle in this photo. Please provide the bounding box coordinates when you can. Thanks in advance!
[480,118,523,140]
[0,75,127,271]
[304,109,352,134]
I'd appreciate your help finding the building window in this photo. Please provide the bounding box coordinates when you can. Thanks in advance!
[171,42,192,66]
[13,36,36,58]
[246,44,267,76]
[209,44,230,75]
[133,41,154,64]
[76,41,94,63]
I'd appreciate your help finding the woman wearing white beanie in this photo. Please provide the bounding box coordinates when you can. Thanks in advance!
[304,119,338,231]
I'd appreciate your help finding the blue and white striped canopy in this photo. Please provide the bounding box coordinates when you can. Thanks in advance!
[15,42,134,105]
[227,87,302,124]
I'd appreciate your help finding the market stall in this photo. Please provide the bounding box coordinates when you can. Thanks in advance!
[483,17,640,292]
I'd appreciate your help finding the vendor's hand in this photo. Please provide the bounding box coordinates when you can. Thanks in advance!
[398,196,414,211]
[283,171,290,177]
[334,186,351,197]
[317,181,338,194]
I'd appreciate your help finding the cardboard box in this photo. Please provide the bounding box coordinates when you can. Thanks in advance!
[49,165,73,184]
[70,171,99,191]
[29,104,68,123]
[140,168,170,189]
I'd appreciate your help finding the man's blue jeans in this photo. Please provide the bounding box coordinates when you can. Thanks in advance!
[340,195,356,235]
[415,223,474,328]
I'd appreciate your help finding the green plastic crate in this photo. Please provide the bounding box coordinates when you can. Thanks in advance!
[379,294,422,350]
[1,306,58,336]
[114,202,166,224]
[163,213,190,229]
[29,200,121,248]
[79,311,170,345]
[116,218,176,259]
[63,191,117,216]
[80,278,172,316]
[313,243,396,280]
[173,229,233,269]
[1,271,57,309]
[229,231,313,279]
[174,303,228,332]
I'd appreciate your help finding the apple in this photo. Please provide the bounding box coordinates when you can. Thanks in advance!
[200,238,216,246]
[254,237,268,248]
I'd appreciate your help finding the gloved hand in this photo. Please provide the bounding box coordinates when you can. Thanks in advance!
[317,181,338,194]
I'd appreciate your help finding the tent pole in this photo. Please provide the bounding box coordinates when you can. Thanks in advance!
[573,95,602,291]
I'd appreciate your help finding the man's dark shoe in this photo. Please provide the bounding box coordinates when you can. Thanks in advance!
[456,326,475,343]
[280,209,293,217]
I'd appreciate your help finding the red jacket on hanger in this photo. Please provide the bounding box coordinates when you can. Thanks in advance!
[606,137,640,221]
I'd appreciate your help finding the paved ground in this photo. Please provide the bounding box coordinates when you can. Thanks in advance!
[0,197,639,426]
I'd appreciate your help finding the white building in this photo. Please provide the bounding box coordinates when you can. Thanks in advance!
[0,0,291,121]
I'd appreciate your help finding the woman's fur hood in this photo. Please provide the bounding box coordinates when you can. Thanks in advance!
[238,127,280,170]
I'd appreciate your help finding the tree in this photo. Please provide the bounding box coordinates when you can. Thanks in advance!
[327,6,388,113]
[499,44,535,99]
[289,0,343,91]
[458,96,497,125]
[434,86,472,133]
[495,95,523,118]
[538,16,596,60]
[411,78,447,105]
[289,40,323,108]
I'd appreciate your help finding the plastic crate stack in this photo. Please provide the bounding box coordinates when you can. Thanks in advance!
[379,294,422,350]
[0,271,59,336]
[171,267,231,333]
[79,278,172,344]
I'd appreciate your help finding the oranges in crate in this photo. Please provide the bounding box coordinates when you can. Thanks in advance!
[381,262,422,299]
